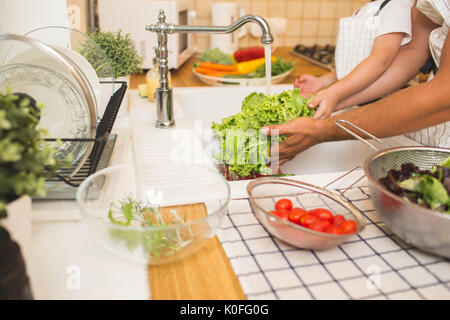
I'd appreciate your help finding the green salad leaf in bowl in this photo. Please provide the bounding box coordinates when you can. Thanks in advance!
[251,57,296,78]
[211,89,314,179]
[199,48,234,65]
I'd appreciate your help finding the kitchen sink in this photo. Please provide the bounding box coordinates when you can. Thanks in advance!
[173,85,420,176]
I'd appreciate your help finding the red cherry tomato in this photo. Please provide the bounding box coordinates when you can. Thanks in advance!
[275,208,290,221]
[300,214,319,228]
[309,208,334,222]
[288,208,308,224]
[339,220,357,234]
[324,225,341,235]
[332,214,346,226]
[309,219,331,232]
[275,198,293,211]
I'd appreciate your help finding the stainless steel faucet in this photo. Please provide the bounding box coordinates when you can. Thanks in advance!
[146,10,274,128]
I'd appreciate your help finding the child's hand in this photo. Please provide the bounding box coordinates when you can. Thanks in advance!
[294,75,324,93]
[308,89,339,120]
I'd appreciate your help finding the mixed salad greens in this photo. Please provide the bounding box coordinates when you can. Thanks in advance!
[108,197,192,258]
[197,48,295,79]
[199,48,234,66]
[221,57,296,79]
[211,89,315,178]
[380,156,450,214]
[252,57,296,78]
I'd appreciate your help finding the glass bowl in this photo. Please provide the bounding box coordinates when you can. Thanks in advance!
[247,177,366,250]
[76,161,230,264]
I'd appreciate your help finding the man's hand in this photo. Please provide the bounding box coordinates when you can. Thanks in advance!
[294,75,324,93]
[308,89,339,120]
[261,117,321,166]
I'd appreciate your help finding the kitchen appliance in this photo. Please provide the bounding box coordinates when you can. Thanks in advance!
[210,2,246,54]
[98,0,196,69]
[0,0,69,34]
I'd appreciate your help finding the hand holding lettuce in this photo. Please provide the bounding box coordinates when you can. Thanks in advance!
[211,89,315,178]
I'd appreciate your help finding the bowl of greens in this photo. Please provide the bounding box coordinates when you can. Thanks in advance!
[193,47,295,86]
[365,147,450,258]
[76,161,230,264]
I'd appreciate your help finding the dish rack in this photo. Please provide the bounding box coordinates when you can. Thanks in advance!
[40,81,127,199]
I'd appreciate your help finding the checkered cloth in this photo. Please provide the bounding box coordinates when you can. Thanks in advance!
[217,183,450,300]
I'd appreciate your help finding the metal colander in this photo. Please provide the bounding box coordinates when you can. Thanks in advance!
[247,176,366,250]
[336,120,450,258]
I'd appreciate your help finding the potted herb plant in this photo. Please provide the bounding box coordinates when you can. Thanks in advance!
[80,29,144,113]
[0,89,64,299]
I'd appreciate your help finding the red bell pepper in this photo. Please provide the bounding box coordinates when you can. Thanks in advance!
[233,47,265,62]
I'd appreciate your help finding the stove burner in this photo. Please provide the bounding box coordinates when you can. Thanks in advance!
[291,44,335,70]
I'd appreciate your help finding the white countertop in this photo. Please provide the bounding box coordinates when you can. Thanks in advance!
[26,90,429,300]
[28,99,150,299]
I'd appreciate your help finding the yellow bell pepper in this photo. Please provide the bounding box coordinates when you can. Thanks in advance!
[236,56,277,75]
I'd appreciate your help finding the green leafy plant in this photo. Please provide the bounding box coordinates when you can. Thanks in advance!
[0,89,66,219]
[211,89,315,178]
[108,197,193,259]
[79,30,144,78]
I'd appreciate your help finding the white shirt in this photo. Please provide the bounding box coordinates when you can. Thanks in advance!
[335,0,414,79]
[407,0,450,148]
[355,0,414,45]
[417,0,450,67]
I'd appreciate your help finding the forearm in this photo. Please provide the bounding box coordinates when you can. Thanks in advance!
[330,53,396,102]
[319,70,337,88]
[335,46,429,110]
[317,79,450,143]
[336,6,437,110]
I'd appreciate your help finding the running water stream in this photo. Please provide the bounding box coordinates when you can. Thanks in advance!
[264,44,271,95]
